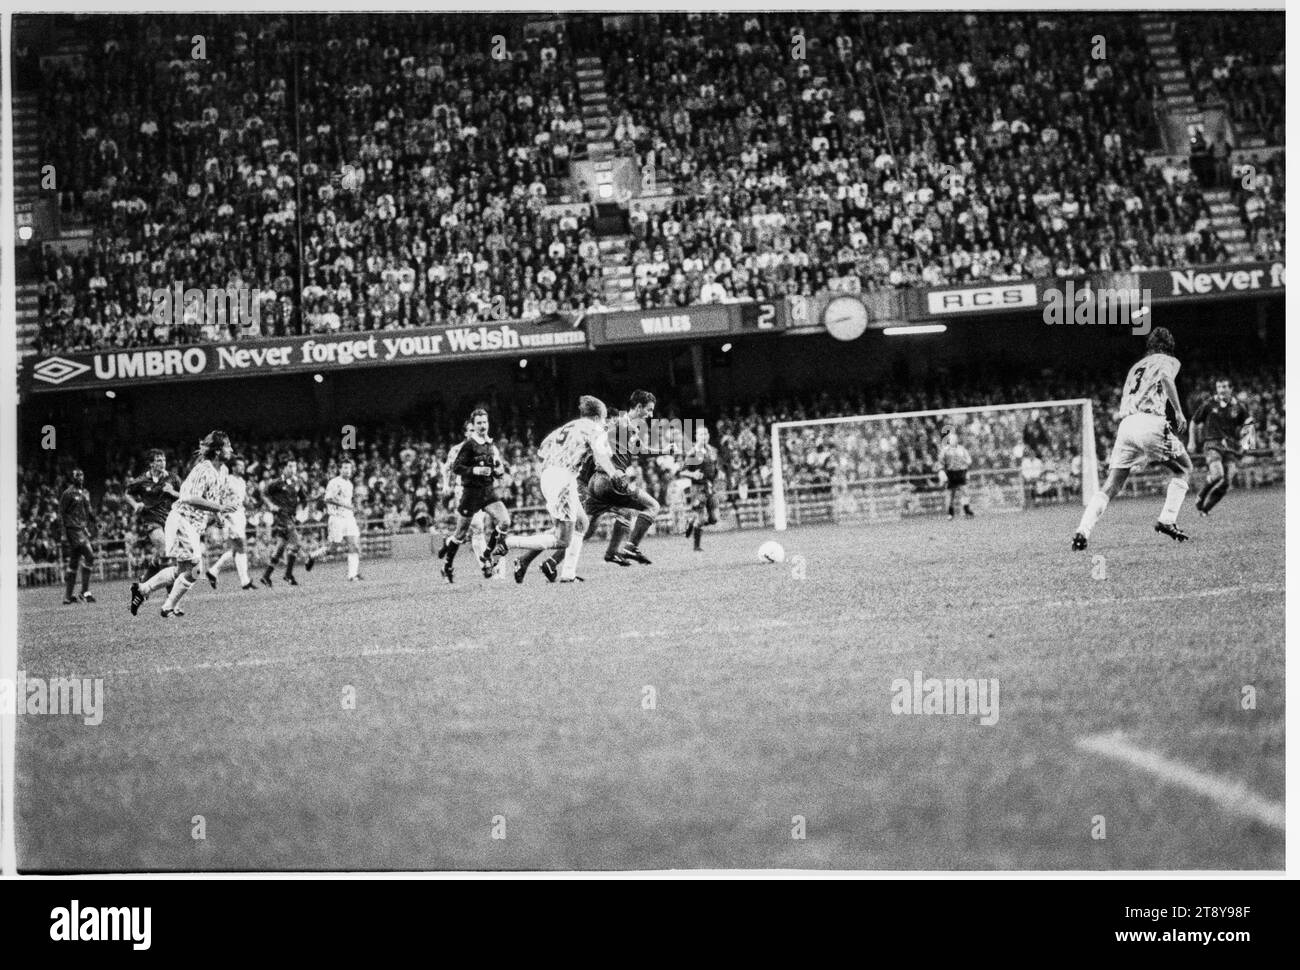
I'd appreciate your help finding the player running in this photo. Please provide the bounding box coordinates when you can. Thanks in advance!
[260,458,308,586]
[517,390,661,582]
[493,395,621,583]
[1189,378,1255,516]
[436,409,511,583]
[130,431,236,617]
[681,426,720,552]
[1072,327,1192,550]
[938,428,975,519]
[124,449,180,578]
[206,455,255,590]
[304,458,364,581]
[59,468,97,604]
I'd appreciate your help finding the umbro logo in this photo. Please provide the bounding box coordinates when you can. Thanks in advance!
[31,356,91,385]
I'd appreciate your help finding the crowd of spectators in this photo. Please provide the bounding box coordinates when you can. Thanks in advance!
[25,11,1285,353]
[606,12,1239,307]
[32,13,602,355]
[1177,14,1284,147]
[18,366,1285,568]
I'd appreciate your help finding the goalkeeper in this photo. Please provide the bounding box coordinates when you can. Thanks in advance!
[1188,378,1255,516]
[938,427,975,519]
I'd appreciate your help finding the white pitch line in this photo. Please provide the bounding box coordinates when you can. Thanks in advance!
[1076,731,1285,832]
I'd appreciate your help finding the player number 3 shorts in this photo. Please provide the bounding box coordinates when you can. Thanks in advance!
[1108,412,1188,470]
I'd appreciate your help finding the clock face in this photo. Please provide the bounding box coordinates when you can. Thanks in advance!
[822,296,869,341]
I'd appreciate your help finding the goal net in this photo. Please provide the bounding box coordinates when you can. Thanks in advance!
[770,399,1100,531]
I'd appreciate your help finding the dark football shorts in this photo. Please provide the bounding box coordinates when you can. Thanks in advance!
[583,472,656,519]
[271,520,301,545]
[944,469,969,489]
[457,486,500,519]
[64,530,96,565]
[1204,441,1241,464]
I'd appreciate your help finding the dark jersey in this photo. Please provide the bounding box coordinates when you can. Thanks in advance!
[684,444,719,490]
[59,485,94,538]
[452,435,500,496]
[1193,397,1251,451]
[126,472,181,529]
[579,413,642,486]
[263,476,307,524]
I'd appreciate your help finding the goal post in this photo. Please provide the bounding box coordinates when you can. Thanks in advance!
[771,398,1100,532]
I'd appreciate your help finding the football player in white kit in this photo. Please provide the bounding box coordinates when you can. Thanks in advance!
[489,395,623,582]
[1072,327,1193,550]
[206,455,255,590]
[305,458,363,580]
[131,430,237,617]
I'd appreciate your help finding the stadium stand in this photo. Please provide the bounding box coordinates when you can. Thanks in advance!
[24,11,1283,351]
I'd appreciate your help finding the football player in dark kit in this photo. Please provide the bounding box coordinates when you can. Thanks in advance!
[125,448,181,577]
[59,468,97,604]
[516,390,661,583]
[436,407,511,583]
[260,458,308,586]
[1189,378,1255,516]
[681,425,720,552]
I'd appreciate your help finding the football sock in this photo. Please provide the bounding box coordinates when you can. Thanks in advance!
[80,566,91,594]
[518,548,545,570]
[347,553,359,579]
[694,522,703,550]
[285,552,297,578]
[64,570,76,600]
[212,549,234,573]
[234,553,251,585]
[444,537,461,564]
[1158,478,1189,525]
[163,572,194,611]
[1201,477,1229,512]
[606,518,630,558]
[141,565,178,594]
[1197,479,1215,509]
[560,524,584,580]
[506,533,559,552]
[545,549,564,570]
[1076,492,1109,539]
[629,511,654,547]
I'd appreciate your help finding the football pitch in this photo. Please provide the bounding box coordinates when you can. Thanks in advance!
[15,488,1284,871]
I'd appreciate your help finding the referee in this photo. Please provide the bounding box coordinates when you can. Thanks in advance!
[938,428,975,520]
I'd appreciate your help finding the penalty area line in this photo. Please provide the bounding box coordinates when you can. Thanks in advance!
[1076,731,1284,832]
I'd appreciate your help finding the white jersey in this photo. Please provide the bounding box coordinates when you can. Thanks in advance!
[324,475,355,518]
[540,417,608,475]
[1119,352,1180,420]
[176,459,227,528]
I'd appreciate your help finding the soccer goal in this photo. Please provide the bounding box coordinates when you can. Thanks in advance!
[770,399,1100,531]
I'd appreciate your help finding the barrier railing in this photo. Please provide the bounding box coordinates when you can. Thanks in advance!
[19,452,1283,585]
[19,519,395,589]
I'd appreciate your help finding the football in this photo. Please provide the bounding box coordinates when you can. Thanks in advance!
[758,540,786,564]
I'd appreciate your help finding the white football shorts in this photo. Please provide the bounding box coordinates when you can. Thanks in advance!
[1108,412,1187,470]
[224,510,247,542]
[540,466,580,523]
[164,509,205,562]
[327,513,361,544]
